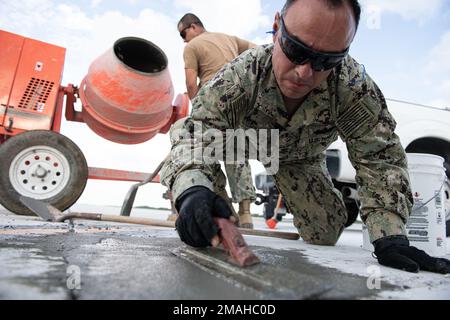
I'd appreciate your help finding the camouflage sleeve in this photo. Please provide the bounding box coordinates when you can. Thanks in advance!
[160,54,252,201]
[335,57,413,243]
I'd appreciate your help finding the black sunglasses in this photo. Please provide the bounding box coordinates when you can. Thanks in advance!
[180,23,198,39]
[180,25,191,39]
[278,15,349,71]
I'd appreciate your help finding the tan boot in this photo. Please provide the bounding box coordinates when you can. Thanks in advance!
[167,213,179,222]
[166,198,179,222]
[238,199,253,229]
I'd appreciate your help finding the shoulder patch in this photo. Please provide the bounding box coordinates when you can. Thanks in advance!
[336,100,377,140]
[226,88,247,127]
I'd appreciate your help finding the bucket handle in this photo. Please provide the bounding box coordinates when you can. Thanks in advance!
[412,176,448,213]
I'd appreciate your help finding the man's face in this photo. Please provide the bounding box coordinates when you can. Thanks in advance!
[178,23,197,43]
[272,0,356,100]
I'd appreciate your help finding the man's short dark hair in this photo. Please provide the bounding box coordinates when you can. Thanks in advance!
[281,0,361,30]
[178,13,204,29]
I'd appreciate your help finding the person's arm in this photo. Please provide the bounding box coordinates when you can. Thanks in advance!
[339,61,450,274]
[183,46,200,100]
[234,36,256,54]
[185,68,199,100]
[160,51,255,248]
[335,57,412,244]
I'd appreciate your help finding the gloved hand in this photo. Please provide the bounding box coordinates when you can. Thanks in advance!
[175,186,232,247]
[374,235,450,274]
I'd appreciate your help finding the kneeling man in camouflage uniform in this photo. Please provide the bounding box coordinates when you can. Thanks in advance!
[161,0,450,274]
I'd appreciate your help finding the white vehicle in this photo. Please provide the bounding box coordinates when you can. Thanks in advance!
[326,98,450,235]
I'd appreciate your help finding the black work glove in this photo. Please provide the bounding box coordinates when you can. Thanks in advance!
[175,186,232,247]
[374,235,450,274]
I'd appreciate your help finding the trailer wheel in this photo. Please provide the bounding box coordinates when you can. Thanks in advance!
[0,130,88,216]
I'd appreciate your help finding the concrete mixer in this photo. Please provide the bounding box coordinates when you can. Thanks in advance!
[0,29,189,216]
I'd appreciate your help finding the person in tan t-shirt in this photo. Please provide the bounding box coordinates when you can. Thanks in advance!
[179,13,256,98]
[177,13,257,229]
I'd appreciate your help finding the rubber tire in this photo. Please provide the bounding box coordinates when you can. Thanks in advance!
[344,199,359,227]
[0,130,88,216]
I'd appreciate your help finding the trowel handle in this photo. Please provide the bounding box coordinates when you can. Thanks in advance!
[100,214,175,228]
[58,212,299,240]
[58,212,103,222]
[214,218,260,267]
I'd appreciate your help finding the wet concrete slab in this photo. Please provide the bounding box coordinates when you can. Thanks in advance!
[0,227,382,299]
[0,205,449,300]
[172,246,389,299]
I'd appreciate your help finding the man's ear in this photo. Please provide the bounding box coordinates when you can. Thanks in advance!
[272,12,281,42]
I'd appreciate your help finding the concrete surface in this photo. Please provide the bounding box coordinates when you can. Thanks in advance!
[0,204,449,300]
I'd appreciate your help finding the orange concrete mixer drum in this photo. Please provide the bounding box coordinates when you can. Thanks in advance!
[79,37,175,144]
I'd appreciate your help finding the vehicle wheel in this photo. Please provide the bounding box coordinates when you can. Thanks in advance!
[263,193,277,221]
[0,130,88,216]
[344,199,359,227]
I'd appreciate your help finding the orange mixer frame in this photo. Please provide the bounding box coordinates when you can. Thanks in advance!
[0,29,189,215]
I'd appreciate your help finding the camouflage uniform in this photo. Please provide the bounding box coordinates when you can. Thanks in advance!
[161,44,413,245]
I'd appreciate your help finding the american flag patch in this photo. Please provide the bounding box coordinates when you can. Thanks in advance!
[227,91,247,127]
[336,100,376,139]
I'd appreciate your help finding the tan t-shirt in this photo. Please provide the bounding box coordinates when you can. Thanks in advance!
[183,32,255,88]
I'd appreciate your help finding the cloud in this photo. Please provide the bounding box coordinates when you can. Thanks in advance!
[425,31,450,74]
[360,0,444,25]
[0,1,186,89]
[355,1,449,108]
[91,0,102,8]
[423,30,450,107]
[381,29,450,109]
[438,80,450,94]
[173,0,271,39]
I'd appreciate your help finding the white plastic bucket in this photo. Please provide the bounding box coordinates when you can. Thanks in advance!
[362,153,447,256]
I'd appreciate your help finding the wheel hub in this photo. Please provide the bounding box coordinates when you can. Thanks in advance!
[9,146,71,199]
[33,165,48,179]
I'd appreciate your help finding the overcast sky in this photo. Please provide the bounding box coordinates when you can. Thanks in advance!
[1,0,449,210]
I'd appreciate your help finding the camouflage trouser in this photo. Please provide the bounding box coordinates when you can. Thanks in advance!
[210,165,239,220]
[272,158,348,246]
[224,162,256,203]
